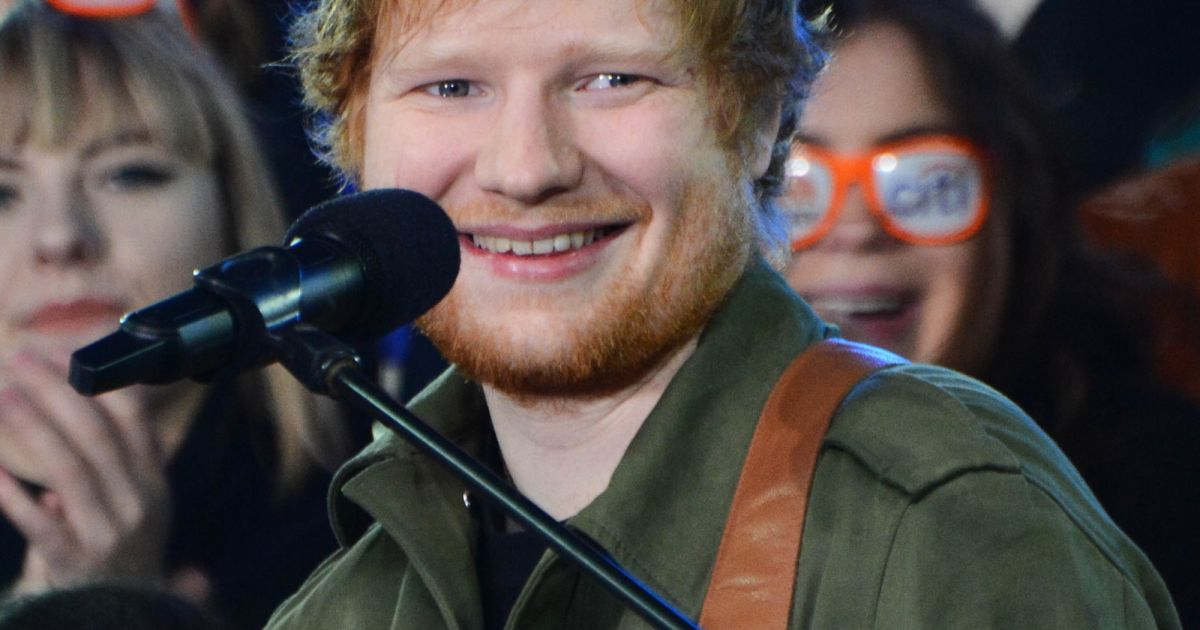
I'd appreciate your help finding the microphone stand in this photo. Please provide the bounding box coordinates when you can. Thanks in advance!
[270,326,699,630]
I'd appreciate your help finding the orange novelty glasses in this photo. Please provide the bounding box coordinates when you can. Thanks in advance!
[45,0,197,35]
[782,134,991,251]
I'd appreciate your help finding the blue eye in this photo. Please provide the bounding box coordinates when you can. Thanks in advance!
[433,80,473,98]
[584,73,643,90]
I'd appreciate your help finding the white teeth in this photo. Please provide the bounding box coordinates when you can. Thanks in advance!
[470,229,605,256]
[810,295,905,316]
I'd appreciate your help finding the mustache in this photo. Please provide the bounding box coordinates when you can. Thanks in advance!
[445,196,651,228]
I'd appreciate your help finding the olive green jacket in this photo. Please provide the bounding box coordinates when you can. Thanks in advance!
[268,260,1179,629]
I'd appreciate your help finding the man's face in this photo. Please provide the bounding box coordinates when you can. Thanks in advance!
[360,0,755,397]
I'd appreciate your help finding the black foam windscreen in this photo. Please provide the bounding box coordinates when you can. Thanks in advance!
[286,188,461,334]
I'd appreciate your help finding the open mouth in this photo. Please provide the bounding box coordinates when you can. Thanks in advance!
[804,290,919,349]
[464,224,629,256]
[808,293,913,320]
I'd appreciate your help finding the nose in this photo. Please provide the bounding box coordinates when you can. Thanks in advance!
[33,185,102,266]
[474,89,583,204]
[818,184,893,251]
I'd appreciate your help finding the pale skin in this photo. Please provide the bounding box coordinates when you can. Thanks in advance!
[360,0,770,519]
[0,130,226,597]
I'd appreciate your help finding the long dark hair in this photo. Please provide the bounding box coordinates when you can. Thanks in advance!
[807,0,1169,443]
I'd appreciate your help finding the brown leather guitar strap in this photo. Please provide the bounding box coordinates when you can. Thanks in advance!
[698,338,906,629]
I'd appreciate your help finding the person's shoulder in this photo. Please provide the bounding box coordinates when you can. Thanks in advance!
[823,362,1140,570]
[808,364,1181,628]
[825,363,1043,495]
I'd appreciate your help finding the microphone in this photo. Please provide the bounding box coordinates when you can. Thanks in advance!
[69,189,460,395]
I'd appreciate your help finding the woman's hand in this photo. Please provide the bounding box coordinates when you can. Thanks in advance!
[0,350,172,596]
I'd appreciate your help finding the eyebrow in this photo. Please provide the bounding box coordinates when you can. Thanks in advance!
[80,129,156,162]
[0,130,158,172]
[795,123,968,147]
[383,38,677,77]
[559,39,676,66]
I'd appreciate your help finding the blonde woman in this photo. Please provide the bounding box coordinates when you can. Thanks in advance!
[0,2,352,626]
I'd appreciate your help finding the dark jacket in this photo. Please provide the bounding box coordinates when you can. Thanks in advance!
[268,261,1178,629]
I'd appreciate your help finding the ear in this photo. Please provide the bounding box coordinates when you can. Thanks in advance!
[750,105,784,179]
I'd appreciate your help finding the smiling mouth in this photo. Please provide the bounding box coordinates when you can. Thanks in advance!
[466,225,628,256]
[25,298,126,332]
[808,293,912,319]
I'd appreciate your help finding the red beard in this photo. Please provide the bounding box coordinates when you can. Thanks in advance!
[417,181,753,400]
